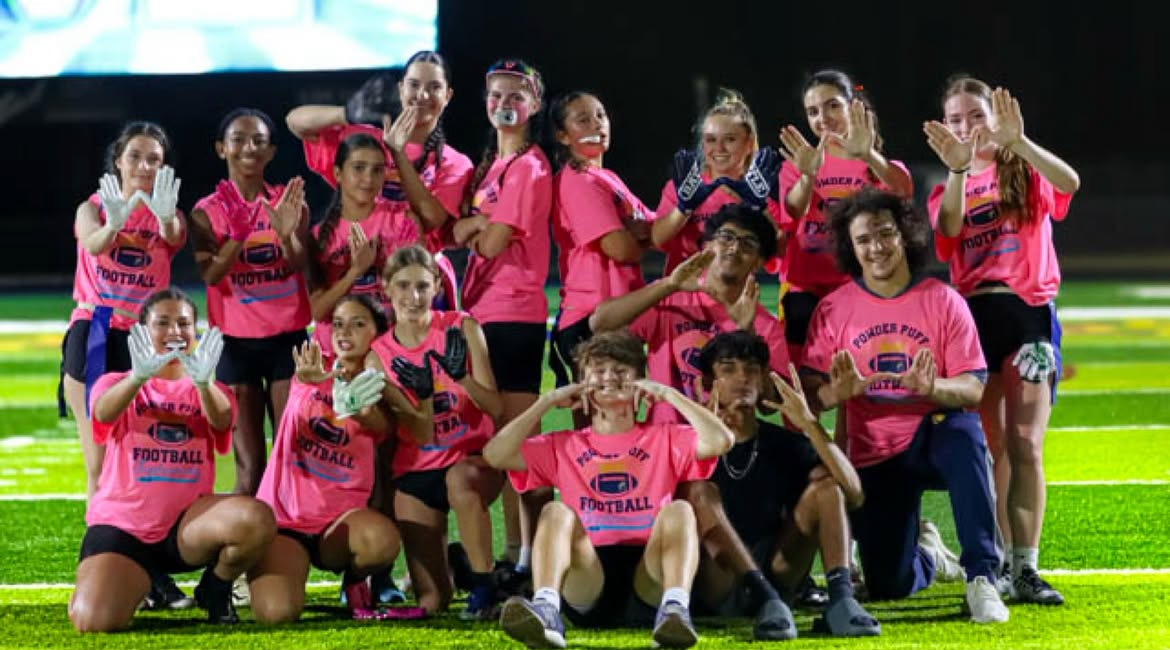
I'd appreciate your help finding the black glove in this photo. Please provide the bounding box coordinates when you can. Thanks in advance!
[720,147,782,209]
[390,356,434,399]
[672,148,720,213]
[345,71,400,127]
[427,327,468,380]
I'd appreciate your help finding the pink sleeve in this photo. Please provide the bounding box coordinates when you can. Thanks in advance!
[561,170,625,246]
[210,381,238,455]
[926,182,958,262]
[652,180,677,220]
[508,434,561,493]
[1029,168,1074,223]
[777,161,803,233]
[941,290,986,377]
[668,425,717,481]
[490,153,550,237]
[302,125,345,188]
[432,150,474,217]
[88,372,129,445]
[627,305,662,345]
[758,314,791,378]
[801,300,836,374]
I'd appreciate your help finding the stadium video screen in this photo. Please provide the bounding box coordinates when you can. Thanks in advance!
[0,0,436,77]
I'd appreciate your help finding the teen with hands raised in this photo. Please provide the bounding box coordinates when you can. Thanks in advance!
[924,77,1079,605]
[69,289,275,632]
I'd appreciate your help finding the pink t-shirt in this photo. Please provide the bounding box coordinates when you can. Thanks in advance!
[194,182,311,338]
[370,311,495,476]
[461,147,553,324]
[652,177,781,274]
[310,197,421,352]
[71,194,186,331]
[302,124,474,253]
[629,289,789,423]
[85,372,235,543]
[802,278,986,468]
[509,423,715,547]
[927,164,1073,306]
[255,379,383,534]
[553,165,649,329]
[778,156,911,297]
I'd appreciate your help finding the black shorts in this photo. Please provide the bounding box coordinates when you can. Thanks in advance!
[548,313,592,388]
[563,545,657,629]
[781,290,822,345]
[61,319,131,383]
[393,466,451,513]
[966,292,1059,371]
[216,329,307,386]
[79,521,197,576]
[278,527,330,571]
[482,321,546,394]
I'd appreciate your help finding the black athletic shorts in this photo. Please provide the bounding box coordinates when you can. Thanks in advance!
[548,313,592,388]
[393,466,452,513]
[563,545,657,629]
[966,292,1058,370]
[216,329,308,386]
[482,322,546,393]
[79,520,197,575]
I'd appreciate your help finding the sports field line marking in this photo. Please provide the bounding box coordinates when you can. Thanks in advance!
[1048,480,1169,486]
[1061,388,1170,396]
[5,568,1170,590]
[1049,424,1170,432]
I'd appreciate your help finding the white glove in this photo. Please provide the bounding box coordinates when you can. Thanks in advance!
[332,368,386,418]
[128,323,179,384]
[180,327,224,387]
[97,174,143,232]
[1012,341,1056,383]
[146,165,181,225]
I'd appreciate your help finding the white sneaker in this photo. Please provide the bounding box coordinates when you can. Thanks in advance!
[966,576,1009,623]
[231,574,251,608]
[918,520,963,583]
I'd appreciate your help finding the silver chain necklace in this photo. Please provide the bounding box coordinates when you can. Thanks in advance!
[721,436,759,480]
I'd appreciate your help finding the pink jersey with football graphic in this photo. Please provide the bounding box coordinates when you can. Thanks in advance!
[802,278,986,468]
[509,423,715,547]
[71,194,186,331]
[86,372,235,543]
[195,182,311,338]
[652,177,781,274]
[778,156,911,297]
[553,165,649,329]
[928,164,1073,306]
[461,148,553,325]
[370,310,495,476]
[303,124,474,253]
[629,290,789,423]
[310,198,421,352]
[255,379,383,534]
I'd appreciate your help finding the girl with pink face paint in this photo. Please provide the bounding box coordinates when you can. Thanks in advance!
[452,57,554,590]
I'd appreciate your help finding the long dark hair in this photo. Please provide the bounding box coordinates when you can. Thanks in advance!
[307,133,386,290]
[802,69,885,184]
[547,90,599,172]
[402,50,452,177]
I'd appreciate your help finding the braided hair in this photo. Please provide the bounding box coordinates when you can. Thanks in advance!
[307,132,385,290]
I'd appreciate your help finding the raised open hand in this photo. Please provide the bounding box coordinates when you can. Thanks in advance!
[778,125,825,178]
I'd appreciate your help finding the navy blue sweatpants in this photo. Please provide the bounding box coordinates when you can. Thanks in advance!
[850,410,1001,600]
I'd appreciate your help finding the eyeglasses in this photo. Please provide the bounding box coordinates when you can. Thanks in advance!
[712,230,761,253]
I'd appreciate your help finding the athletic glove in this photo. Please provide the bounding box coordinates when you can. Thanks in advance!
[719,146,781,209]
[391,356,435,399]
[1012,341,1056,383]
[97,174,141,232]
[145,165,181,226]
[180,327,223,387]
[128,323,179,384]
[346,72,400,126]
[672,148,719,214]
[215,180,253,242]
[333,368,386,418]
[426,327,469,380]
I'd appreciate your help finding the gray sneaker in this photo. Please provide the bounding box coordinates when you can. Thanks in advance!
[499,596,565,649]
[1012,567,1065,605]
[652,600,698,649]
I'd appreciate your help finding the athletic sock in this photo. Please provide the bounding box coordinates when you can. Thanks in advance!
[826,566,854,603]
[743,569,781,606]
[1013,548,1039,575]
[533,587,561,611]
[661,587,690,609]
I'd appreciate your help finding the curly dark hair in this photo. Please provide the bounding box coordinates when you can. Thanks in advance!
[697,330,770,379]
[828,187,931,277]
[702,203,779,261]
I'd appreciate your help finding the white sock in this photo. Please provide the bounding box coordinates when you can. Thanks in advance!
[661,588,690,609]
[517,546,532,572]
[1013,548,1039,575]
[533,587,561,611]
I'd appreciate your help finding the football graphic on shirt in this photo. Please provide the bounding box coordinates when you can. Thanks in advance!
[240,241,280,267]
[111,234,152,269]
[309,416,350,447]
[965,200,999,227]
[148,420,191,445]
[590,459,637,496]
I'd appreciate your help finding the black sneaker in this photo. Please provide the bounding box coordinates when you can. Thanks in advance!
[141,572,195,610]
[651,600,698,649]
[448,542,474,593]
[1012,567,1065,605]
[194,569,240,624]
[794,573,829,609]
[493,559,533,599]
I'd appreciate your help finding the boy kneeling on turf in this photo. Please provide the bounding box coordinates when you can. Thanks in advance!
[484,331,735,649]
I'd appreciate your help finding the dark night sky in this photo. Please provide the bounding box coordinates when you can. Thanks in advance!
[1,0,1165,284]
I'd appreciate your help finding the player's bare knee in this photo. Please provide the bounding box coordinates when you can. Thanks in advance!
[539,499,576,528]
[252,597,303,625]
[658,499,696,533]
[69,597,129,633]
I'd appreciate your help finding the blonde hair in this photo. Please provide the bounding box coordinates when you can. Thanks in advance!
[381,244,441,284]
[701,88,759,169]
